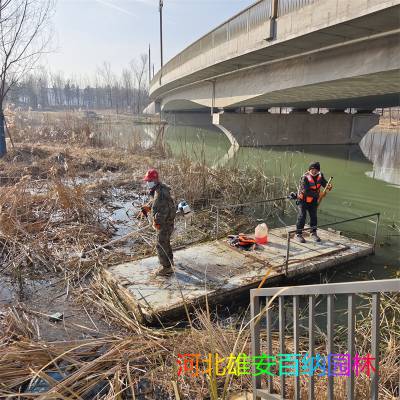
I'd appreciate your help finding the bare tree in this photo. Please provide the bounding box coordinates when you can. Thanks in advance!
[98,61,114,109]
[36,66,49,109]
[0,0,53,156]
[131,53,148,114]
[8,56,152,113]
[51,72,64,107]
[121,68,133,111]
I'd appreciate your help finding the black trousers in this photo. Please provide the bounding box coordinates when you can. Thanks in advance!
[296,202,318,235]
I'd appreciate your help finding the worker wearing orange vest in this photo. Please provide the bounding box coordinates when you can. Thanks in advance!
[296,162,331,243]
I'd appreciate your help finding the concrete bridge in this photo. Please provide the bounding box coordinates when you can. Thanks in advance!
[148,0,400,146]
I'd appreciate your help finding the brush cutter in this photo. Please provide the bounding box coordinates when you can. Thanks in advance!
[318,176,333,205]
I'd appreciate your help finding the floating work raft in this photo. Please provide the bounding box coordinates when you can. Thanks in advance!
[105,226,373,323]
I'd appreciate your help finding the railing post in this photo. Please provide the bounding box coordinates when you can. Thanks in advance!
[327,294,334,400]
[279,296,286,398]
[285,233,290,275]
[293,295,300,400]
[347,294,355,400]
[372,213,380,254]
[371,293,380,400]
[266,296,273,393]
[250,293,261,400]
[308,295,315,400]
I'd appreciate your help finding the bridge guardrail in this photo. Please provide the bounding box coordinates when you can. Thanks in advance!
[151,0,319,95]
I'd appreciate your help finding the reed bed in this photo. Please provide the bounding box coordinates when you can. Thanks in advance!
[8,109,97,145]
[0,173,111,284]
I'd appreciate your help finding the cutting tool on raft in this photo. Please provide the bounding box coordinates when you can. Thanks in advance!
[318,176,333,205]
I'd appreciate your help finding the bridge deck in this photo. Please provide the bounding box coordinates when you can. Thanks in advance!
[105,226,372,323]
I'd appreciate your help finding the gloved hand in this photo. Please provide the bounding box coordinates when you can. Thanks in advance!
[288,192,298,200]
[326,183,333,191]
[153,221,161,231]
[141,205,151,216]
[136,205,151,220]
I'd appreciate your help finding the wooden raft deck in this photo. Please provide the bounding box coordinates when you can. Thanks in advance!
[105,226,373,323]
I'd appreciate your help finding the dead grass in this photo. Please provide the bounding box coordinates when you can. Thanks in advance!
[0,291,398,399]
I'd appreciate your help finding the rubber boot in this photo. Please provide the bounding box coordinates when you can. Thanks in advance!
[153,265,173,277]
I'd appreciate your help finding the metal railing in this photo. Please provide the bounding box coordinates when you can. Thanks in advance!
[151,0,319,93]
[250,279,400,400]
[278,0,317,16]
[284,213,381,275]
[153,0,272,84]
[211,202,380,271]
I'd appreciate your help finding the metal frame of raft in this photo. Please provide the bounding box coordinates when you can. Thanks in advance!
[284,212,380,274]
[105,212,379,324]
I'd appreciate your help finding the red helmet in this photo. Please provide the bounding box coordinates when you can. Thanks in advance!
[143,168,159,182]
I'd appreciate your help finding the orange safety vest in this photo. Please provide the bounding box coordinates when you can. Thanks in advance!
[298,173,322,203]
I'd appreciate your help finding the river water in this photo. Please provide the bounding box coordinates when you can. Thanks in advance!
[99,121,400,283]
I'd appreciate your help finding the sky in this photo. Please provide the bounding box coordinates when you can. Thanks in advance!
[45,0,254,81]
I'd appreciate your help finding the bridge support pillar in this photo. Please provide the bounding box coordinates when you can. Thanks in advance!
[154,101,161,114]
[213,112,379,147]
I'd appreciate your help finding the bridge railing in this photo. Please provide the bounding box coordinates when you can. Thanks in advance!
[250,279,400,399]
[153,0,272,86]
[151,0,319,95]
[278,0,317,15]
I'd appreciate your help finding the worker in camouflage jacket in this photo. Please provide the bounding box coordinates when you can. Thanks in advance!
[143,169,176,276]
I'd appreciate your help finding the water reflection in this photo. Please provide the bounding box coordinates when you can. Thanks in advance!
[95,122,159,150]
[212,144,239,168]
[360,128,400,186]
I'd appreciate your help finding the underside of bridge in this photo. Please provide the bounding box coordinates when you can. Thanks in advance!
[161,33,400,112]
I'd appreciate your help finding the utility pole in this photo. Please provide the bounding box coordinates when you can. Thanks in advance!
[148,43,151,88]
[159,0,163,85]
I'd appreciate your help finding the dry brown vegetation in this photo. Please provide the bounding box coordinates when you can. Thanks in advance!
[0,290,398,399]
[0,111,398,399]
